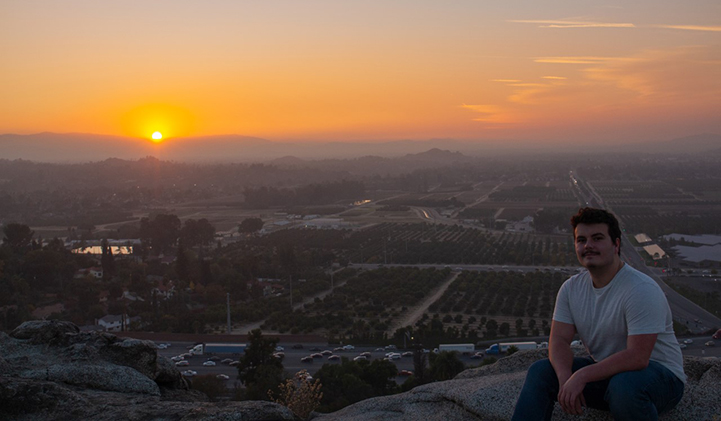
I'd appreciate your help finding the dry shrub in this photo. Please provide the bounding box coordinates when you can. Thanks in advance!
[269,370,323,420]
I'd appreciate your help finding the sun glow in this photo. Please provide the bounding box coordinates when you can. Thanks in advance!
[151,131,163,142]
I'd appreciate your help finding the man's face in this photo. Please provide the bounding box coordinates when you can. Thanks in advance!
[574,223,620,269]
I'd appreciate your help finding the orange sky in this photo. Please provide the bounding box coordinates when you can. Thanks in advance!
[1,1,719,143]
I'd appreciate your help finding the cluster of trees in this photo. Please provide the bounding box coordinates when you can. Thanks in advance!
[139,214,215,255]
[348,224,575,267]
[260,267,447,338]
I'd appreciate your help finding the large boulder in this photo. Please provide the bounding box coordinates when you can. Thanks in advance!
[10,320,79,345]
[312,349,721,420]
[0,320,295,421]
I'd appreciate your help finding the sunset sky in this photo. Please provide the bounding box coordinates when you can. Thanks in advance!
[1,0,720,144]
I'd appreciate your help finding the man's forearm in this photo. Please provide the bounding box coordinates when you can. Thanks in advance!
[573,348,648,384]
[549,342,574,384]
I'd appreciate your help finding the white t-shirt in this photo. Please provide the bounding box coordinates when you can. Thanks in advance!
[553,264,686,383]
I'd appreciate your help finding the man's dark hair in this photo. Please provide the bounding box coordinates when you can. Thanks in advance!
[570,207,622,255]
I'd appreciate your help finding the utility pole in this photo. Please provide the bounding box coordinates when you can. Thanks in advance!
[226,293,231,334]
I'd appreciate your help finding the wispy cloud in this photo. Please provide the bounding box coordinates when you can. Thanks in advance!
[491,79,521,83]
[509,19,634,29]
[511,19,721,32]
[507,83,547,87]
[542,76,567,80]
[460,104,515,123]
[534,56,640,64]
[653,24,721,32]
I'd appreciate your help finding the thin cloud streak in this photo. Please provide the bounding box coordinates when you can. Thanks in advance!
[509,20,634,29]
[535,56,641,64]
[653,24,721,32]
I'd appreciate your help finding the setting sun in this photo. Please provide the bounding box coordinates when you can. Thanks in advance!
[151,131,163,142]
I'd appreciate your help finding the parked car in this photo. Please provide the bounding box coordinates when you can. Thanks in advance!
[679,343,687,349]
[328,355,341,361]
[207,356,221,362]
[202,361,216,367]
[301,356,313,363]
[175,361,189,367]
[705,341,715,347]
[398,370,413,376]
[275,346,284,352]
[684,339,693,344]
[171,356,184,362]
[353,355,368,361]
[359,352,371,357]
[402,351,413,357]
[229,361,240,367]
[216,374,230,380]
[342,344,355,350]
[309,347,322,352]
[311,353,323,359]
[321,350,333,356]
[221,358,233,364]
[273,352,285,359]
[181,370,197,377]
[333,347,345,352]
[470,352,485,359]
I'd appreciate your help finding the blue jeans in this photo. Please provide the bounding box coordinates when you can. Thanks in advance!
[511,357,684,421]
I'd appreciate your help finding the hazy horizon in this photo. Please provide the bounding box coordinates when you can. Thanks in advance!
[1,131,720,163]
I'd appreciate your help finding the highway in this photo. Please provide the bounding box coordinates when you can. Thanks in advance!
[158,342,488,387]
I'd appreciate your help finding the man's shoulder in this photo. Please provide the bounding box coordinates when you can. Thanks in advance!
[563,270,589,287]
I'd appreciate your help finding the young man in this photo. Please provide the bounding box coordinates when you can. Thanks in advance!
[512,207,685,420]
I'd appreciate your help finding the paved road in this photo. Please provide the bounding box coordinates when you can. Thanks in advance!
[158,341,477,387]
[388,271,460,332]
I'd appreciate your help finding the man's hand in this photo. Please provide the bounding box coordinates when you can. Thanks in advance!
[558,371,587,415]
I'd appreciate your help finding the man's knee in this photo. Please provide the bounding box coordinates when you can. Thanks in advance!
[605,371,655,416]
[526,359,556,383]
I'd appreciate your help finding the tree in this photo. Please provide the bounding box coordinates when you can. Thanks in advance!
[428,351,465,381]
[237,329,284,400]
[239,218,264,234]
[3,223,34,254]
[181,218,216,248]
[191,374,227,401]
[506,345,519,356]
[100,238,116,280]
[139,214,181,254]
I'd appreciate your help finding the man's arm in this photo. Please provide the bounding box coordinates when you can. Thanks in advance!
[558,333,657,414]
[549,320,576,387]
[567,333,656,383]
[549,320,580,414]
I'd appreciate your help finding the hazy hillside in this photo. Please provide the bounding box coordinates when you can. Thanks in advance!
[1,132,720,163]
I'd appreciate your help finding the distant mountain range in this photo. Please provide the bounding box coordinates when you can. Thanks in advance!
[0,132,719,163]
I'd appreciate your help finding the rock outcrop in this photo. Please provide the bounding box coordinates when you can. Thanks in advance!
[3,320,720,420]
[312,348,721,421]
[0,320,295,421]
